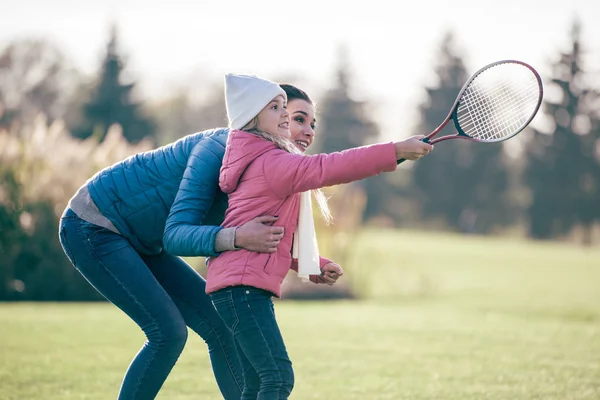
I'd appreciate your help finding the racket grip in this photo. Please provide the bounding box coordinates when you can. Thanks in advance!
[396,137,430,165]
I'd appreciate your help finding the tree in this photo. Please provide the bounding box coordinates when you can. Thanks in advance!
[0,168,22,299]
[313,46,379,154]
[524,19,600,244]
[0,39,77,128]
[151,81,227,146]
[0,116,152,301]
[315,46,395,222]
[71,26,156,144]
[410,32,511,233]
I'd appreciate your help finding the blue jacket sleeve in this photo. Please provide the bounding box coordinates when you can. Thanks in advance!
[163,134,227,257]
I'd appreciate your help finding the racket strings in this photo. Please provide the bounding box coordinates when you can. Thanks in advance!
[460,81,539,140]
[460,84,539,140]
[461,81,539,140]
[460,83,539,140]
[461,80,536,138]
[456,65,541,142]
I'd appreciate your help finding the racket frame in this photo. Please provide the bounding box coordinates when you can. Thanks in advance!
[424,59,543,145]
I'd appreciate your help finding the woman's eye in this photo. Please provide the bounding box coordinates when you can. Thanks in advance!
[295,117,304,123]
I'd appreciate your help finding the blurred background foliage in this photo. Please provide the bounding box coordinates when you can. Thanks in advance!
[0,19,598,301]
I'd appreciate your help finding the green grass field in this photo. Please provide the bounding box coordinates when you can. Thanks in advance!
[2,229,599,399]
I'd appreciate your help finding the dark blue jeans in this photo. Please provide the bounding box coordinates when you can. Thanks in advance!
[210,286,294,400]
[58,208,244,399]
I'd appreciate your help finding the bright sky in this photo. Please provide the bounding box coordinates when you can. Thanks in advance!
[2,0,599,139]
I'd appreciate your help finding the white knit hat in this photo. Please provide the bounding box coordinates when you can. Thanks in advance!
[224,73,286,130]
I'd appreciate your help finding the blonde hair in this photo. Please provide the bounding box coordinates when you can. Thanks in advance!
[241,120,332,224]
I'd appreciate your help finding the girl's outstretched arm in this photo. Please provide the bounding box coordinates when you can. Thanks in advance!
[265,142,398,198]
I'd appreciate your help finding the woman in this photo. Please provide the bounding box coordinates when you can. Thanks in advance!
[58,84,347,399]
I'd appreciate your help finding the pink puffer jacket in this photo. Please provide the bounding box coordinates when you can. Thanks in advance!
[205,130,397,297]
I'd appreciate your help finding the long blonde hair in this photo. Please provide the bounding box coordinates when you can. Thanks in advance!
[242,118,332,224]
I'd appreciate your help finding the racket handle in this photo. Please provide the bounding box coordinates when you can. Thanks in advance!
[396,137,431,165]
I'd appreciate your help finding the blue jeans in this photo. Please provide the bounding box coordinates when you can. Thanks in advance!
[211,286,294,400]
[58,208,244,399]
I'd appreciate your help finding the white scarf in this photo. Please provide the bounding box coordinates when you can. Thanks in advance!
[292,191,321,282]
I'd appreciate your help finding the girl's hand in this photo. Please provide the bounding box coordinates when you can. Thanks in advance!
[319,262,343,285]
[394,135,434,161]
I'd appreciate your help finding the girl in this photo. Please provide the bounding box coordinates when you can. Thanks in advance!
[207,73,433,399]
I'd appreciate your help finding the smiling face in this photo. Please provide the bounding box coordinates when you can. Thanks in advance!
[287,98,316,152]
[256,94,290,138]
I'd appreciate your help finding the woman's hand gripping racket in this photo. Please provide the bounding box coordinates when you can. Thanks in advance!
[397,60,543,164]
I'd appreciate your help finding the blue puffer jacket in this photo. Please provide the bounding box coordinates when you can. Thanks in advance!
[87,128,230,256]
